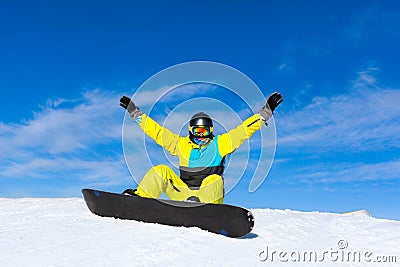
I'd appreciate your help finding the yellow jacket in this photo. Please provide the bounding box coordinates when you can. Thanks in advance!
[138,113,264,187]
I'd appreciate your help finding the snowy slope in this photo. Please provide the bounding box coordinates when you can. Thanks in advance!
[1,198,399,267]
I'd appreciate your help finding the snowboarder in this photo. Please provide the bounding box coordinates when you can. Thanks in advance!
[120,92,283,204]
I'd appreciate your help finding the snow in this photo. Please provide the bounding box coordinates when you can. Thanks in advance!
[1,198,399,267]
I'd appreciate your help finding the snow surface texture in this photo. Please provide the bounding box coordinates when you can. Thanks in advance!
[1,198,399,267]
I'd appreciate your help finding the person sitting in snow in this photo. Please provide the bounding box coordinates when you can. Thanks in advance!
[120,92,283,204]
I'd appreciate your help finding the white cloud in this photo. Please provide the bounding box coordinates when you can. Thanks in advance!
[278,68,400,152]
[273,68,400,186]
[131,85,173,106]
[278,63,287,70]
[280,159,400,184]
[0,89,129,185]
[0,157,129,185]
[1,90,122,156]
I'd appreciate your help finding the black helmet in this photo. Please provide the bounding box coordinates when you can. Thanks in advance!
[189,112,213,127]
[188,112,214,140]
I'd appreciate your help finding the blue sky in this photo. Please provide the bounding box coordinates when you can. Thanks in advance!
[1,1,399,220]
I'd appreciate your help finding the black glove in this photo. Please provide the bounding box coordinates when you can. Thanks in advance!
[259,92,283,121]
[267,92,283,112]
[119,96,143,121]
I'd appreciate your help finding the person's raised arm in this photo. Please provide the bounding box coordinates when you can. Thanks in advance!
[120,96,180,155]
[218,92,283,156]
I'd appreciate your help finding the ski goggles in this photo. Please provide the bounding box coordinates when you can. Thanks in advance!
[190,126,212,137]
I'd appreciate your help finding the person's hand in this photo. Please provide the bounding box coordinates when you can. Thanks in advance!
[259,92,283,120]
[119,96,143,121]
[267,92,283,112]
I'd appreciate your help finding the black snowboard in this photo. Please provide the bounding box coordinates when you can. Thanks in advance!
[82,189,254,238]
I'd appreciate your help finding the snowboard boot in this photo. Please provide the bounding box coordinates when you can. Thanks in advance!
[122,188,139,196]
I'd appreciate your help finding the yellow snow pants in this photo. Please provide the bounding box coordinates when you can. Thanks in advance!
[136,164,224,204]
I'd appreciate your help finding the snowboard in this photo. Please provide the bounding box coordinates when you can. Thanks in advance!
[82,189,254,238]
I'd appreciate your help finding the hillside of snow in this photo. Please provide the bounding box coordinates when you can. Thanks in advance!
[1,198,399,266]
